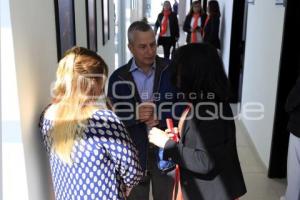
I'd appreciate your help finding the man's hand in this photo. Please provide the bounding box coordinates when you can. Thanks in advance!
[137,102,156,122]
[144,116,159,128]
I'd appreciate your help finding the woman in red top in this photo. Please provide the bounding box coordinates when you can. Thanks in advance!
[203,0,221,50]
[155,1,180,59]
[183,0,207,44]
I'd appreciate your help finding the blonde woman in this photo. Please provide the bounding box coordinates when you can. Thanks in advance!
[39,47,142,200]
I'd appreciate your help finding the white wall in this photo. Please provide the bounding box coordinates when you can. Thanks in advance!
[97,0,115,76]
[241,0,285,168]
[74,0,115,75]
[9,0,57,199]
[9,0,115,199]
[2,0,29,199]
[218,0,233,75]
[178,0,187,25]
[0,1,2,197]
[74,0,87,48]
[130,0,144,22]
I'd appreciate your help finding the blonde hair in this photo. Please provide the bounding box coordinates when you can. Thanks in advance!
[50,46,109,164]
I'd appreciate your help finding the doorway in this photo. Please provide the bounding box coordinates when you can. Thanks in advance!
[268,0,300,178]
[228,0,247,103]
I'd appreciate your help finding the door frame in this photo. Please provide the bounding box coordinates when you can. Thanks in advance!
[228,0,247,103]
[268,0,300,178]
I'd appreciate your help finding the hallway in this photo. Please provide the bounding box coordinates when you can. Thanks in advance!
[2,0,293,199]
[2,27,288,200]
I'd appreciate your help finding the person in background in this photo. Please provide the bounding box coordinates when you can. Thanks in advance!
[183,0,207,44]
[203,0,221,50]
[154,0,180,60]
[39,46,143,200]
[148,43,247,200]
[108,21,182,200]
[284,70,300,200]
[173,0,179,15]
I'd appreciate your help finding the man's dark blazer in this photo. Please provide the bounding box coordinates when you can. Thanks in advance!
[107,56,182,170]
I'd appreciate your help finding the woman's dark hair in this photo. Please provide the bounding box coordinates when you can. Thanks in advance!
[170,43,231,104]
[188,0,202,16]
[208,0,221,17]
[161,1,172,13]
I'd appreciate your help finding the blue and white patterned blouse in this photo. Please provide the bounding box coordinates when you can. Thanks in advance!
[40,109,143,200]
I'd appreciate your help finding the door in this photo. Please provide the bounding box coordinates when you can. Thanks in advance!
[228,0,247,103]
[268,0,300,178]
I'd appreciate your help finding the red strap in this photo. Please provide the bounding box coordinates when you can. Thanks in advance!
[172,106,193,200]
[166,118,179,142]
[172,165,184,200]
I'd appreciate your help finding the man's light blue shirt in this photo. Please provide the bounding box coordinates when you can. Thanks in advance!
[130,59,156,102]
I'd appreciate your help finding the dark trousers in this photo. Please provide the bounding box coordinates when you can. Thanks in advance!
[128,147,175,200]
[158,37,175,60]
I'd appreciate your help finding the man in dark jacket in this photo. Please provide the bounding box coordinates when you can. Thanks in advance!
[284,75,300,200]
[108,21,182,200]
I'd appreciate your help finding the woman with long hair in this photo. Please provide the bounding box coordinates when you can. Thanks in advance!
[183,0,207,44]
[203,0,221,50]
[39,46,142,200]
[155,0,180,59]
[148,43,247,200]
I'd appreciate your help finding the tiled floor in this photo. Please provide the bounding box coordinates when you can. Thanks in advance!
[236,120,286,200]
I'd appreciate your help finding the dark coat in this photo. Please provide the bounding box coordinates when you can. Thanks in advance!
[107,56,183,170]
[155,12,179,46]
[285,76,300,138]
[183,13,207,43]
[163,103,247,200]
[203,16,221,49]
